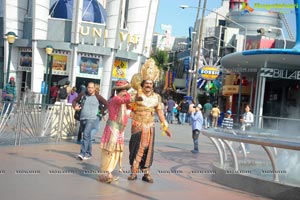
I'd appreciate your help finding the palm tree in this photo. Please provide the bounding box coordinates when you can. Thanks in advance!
[151,50,169,73]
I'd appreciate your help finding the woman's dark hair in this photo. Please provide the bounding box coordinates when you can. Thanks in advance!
[244,103,251,109]
[115,89,124,94]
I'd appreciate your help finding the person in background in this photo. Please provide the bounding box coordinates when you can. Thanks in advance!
[240,104,254,153]
[221,110,233,130]
[99,80,131,183]
[59,80,72,103]
[166,97,176,124]
[72,82,108,161]
[203,99,212,128]
[178,98,189,125]
[2,77,17,115]
[68,87,78,104]
[188,100,195,125]
[190,104,203,153]
[211,103,220,128]
[50,82,59,104]
[90,84,102,142]
[79,81,87,94]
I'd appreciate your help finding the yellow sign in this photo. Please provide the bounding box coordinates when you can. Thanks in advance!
[52,55,68,71]
[198,66,220,80]
[112,59,127,79]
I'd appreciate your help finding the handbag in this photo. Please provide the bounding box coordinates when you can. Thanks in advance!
[74,110,81,121]
[74,95,86,121]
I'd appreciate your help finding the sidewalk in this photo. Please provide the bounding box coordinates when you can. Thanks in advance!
[0,122,269,200]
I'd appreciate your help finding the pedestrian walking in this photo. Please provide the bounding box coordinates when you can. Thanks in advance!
[72,82,108,160]
[190,104,203,153]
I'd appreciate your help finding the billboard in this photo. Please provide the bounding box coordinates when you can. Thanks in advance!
[19,51,32,71]
[77,55,103,79]
[112,59,127,80]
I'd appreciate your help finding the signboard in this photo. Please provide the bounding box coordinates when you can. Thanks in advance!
[19,50,32,71]
[198,65,220,80]
[222,85,239,96]
[52,54,68,75]
[260,68,300,80]
[77,55,103,79]
[112,59,127,80]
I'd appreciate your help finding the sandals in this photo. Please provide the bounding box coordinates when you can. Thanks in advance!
[127,173,137,180]
[99,175,119,184]
[106,176,119,183]
[142,174,154,183]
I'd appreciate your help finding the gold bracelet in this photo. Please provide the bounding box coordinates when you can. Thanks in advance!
[161,121,168,128]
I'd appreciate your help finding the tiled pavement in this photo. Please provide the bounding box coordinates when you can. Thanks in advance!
[0,121,269,200]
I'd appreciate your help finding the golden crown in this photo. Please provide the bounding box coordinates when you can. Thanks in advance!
[140,58,160,82]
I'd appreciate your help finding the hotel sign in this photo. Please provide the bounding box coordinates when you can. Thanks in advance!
[260,68,300,80]
[198,65,220,80]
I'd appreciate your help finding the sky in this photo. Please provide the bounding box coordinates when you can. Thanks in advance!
[154,0,297,37]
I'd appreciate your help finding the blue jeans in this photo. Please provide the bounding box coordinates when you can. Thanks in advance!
[203,113,211,128]
[179,112,186,124]
[166,111,174,123]
[90,117,101,140]
[186,113,191,124]
[80,119,97,157]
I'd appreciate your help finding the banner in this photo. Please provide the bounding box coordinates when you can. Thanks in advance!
[77,55,102,79]
[112,59,127,79]
[164,71,176,90]
[52,54,68,74]
[79,57,99,75]
[19,51,32,71]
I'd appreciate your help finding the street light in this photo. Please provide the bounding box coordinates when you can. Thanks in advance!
[4,32,17,85]
[44,45,53,105]
[269,26,286,49]
[180,4,247,51]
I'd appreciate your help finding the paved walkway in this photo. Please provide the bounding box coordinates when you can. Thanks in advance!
[0,122,269,200]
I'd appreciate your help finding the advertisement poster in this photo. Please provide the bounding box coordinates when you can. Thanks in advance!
[77,55,102,79]
[79,57,99,75]
[52,55,67,71]
[19,51,32,71]
[112,59,127,80]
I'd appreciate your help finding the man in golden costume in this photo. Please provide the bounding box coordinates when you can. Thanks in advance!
[128,58,172,183]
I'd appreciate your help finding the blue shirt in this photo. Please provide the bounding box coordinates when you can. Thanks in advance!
[191,111,203,131]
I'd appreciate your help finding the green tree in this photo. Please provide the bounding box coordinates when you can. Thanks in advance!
[151,50,169,72]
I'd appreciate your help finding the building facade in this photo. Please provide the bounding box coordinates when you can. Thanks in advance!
[0,0,159,99]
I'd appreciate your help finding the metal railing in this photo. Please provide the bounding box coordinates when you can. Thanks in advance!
[202,128,300,184]
[0,92,77,146]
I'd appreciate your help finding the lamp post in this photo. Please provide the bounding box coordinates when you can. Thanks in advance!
[4,32,17,86]
[44,45,53,105]
[269,26,286,49]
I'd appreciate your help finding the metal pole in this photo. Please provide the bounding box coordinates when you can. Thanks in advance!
[43,56,50,106]
[6,43,13,84]
[47,55,53,104]
[187,0,202,97]
[237,72,242,122]
[193,0,207,102]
